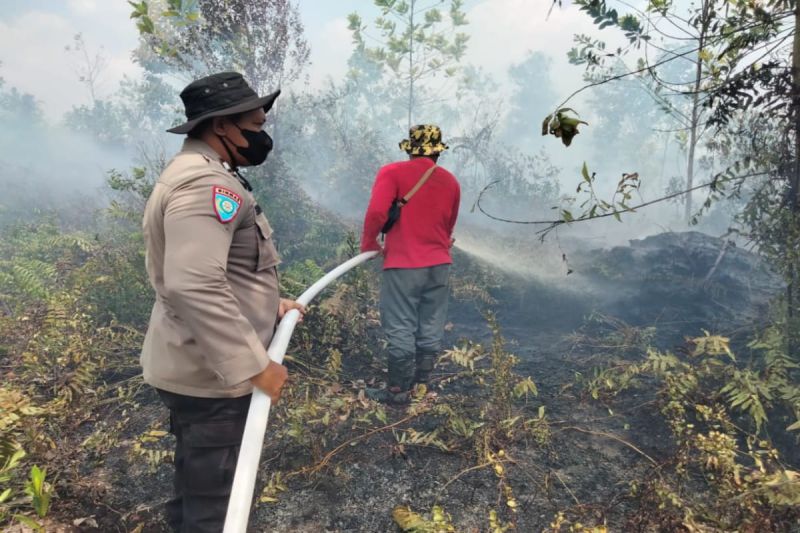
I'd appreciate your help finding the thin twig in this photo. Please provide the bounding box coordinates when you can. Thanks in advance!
[302,413,420,475]
[552,45,702,115]
[559,426,658,466]
[552,469,581,505]
[703,240,732,286]
[439,461,494,493]
[473,169,772,229]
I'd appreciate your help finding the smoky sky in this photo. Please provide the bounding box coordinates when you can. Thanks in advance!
[0,0,739,255]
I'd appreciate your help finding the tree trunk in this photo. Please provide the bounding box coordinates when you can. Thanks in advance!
[408,0,415,131]
[685,95,700,220]
[789,4,800,356]
[794,6,800,209]
[685,0,710,221]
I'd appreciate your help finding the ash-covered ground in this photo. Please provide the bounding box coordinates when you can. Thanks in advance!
[55,230,788,532]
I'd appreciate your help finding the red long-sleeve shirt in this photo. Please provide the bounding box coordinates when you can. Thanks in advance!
[361,157,460,269]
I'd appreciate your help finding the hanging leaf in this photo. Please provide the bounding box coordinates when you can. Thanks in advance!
[542,108,588,147]
[582,161,591,182]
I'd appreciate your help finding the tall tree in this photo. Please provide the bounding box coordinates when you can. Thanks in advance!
[347,0,469,130]
[130,0,310,94]
[64,33,108,106]
[684,0,712,220]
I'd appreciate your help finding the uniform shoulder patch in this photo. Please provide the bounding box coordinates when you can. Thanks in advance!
[212,186,242,224]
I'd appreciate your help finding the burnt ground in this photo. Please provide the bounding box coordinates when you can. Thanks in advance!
[247,316,668,532]
[43,231,794,532]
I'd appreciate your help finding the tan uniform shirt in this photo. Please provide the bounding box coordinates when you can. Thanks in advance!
[141,138,281,398]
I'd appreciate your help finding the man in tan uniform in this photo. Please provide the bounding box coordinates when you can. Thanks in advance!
[141,71,303,532]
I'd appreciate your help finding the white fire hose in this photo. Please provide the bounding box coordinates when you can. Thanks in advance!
[223,251,379,533]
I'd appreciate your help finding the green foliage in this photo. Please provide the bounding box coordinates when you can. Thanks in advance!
[23,466,50,519]
[547,163,641,230]
[437,404,484,440]
[440,315,541,440]
[0,225,95,310]
[572,322,800,529]
[566,34,607,68]
[288,249,380,372]
[76,238,152,327]
[280,259,326,300]
[236,295,547,528]
[350,0,468,73]
[129,1,156,35]
[423,317,544,529]
[582,330,798,432]
[392,428,449,452]
[266,245,384,463]
[13,514,44,531]
[546,512,608,533]
[441,341,485,371]
[513,376,538,400]
[348,0,469,125]
[259,471,288,504]
[280,375,388,460]
[130,0,309,96]
[107,166,155,203]
[575,0,647,40]
[131,429,173,474]
[0,448,26,522]
[1,259,56,302]
[393,504,455,533]
[0,214,147,529]
[570,315,656,400]
[486,313,516,421]
[524,405,551,447]
[0,405,51,526]
[720,369,770,431]
[487,508,514,532]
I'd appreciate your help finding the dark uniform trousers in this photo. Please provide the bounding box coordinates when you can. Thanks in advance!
[157,389,251,532]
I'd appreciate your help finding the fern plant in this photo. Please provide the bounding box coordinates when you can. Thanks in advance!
[572,324,800,529]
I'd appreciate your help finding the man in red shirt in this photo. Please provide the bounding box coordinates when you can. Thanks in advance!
[361,124,460,404]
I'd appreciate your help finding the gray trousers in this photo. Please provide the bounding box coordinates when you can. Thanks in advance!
[380,264,451,389]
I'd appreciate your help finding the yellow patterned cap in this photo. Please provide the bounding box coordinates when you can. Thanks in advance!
[399,124,449,156]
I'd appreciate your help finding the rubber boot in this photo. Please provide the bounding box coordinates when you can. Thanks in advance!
[365,385,410,405]
[366,355,413,405]
[414,350,437,385]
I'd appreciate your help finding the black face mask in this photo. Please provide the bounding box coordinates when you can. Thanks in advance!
[224,123,273,166]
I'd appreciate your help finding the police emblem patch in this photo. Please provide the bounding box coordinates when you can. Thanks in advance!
[212,186,241,223]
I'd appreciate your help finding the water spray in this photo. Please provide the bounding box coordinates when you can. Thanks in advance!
[223,251,378,533]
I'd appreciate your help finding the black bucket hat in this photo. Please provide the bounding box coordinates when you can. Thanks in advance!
[167,71,280,134]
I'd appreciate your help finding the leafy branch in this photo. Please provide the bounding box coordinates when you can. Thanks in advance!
[472,165,773,238]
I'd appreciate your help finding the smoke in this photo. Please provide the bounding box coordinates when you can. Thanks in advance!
[0,1,743,269]
[0,110,140,230]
